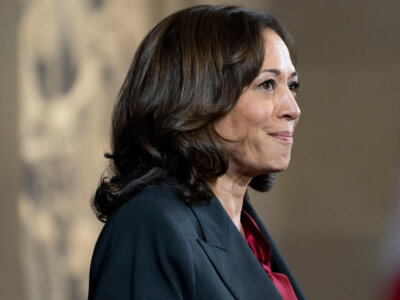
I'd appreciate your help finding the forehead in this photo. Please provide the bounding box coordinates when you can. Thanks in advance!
[262,29,295,71]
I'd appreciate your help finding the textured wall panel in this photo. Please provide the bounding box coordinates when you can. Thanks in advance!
[18,0,159,298]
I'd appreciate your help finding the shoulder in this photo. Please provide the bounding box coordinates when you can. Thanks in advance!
[104,183,199,239]
[91,183,200,272]
[89,184,198,299]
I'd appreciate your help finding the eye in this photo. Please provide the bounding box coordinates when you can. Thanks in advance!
[259,79,276,91]
[288,81,300,96]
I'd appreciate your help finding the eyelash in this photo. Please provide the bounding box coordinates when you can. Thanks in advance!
[289,82,300,95]
[259,79,276,91]
[259,80,300,95]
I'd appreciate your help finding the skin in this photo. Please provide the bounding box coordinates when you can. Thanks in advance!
[208,29,301,236]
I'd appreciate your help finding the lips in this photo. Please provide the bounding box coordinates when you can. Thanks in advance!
[268,131,294,142]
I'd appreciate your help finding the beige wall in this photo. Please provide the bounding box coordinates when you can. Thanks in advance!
[251,1,400,298]
[0,0,22,299]
[1,0,399,299]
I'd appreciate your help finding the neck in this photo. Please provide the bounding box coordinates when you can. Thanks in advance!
[207,171,251,235]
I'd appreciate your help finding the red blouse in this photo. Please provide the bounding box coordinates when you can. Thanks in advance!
[242,210,297,300]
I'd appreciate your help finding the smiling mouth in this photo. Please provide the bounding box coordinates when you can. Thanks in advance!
[268,131,293,143]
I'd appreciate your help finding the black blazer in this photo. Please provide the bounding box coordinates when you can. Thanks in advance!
[89,183,306,299]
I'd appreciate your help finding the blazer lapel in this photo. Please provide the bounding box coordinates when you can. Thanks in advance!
[190,197,283,300]
[243,199,307,300]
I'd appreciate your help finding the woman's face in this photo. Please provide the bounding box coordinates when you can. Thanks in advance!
[214,29,300,177]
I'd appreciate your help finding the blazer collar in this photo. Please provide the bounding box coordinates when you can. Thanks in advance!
[190,196,284,300]
[242,198,306,300]
[190,195,230,249]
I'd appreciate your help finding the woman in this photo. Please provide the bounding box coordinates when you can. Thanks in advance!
[89,5,305,300]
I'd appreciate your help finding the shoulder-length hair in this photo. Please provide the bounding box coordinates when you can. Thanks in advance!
[93,5,295,222]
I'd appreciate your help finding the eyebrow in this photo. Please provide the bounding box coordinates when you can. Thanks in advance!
[260,69,298,78]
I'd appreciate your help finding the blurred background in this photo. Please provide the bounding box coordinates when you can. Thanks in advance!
[1,0,400,299]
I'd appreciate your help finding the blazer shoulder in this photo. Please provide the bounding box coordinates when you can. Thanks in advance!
[106,183,196,234]
[89,184,198,299]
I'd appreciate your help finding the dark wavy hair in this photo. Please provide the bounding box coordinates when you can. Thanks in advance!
[92,5,295,222]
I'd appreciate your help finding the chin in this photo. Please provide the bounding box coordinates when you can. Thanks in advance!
[262,158,291,173]
[235,155,292,177]
[248,164,288,177]
[272,165,289,173]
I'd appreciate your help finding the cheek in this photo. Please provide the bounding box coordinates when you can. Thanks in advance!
[213,115,241,140]
[230,107,268,138]
[249,106,270,125]
[243,103,273,130]
[214,100,273,140]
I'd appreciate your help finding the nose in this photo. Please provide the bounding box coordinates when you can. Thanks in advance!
[276,88,301,121]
